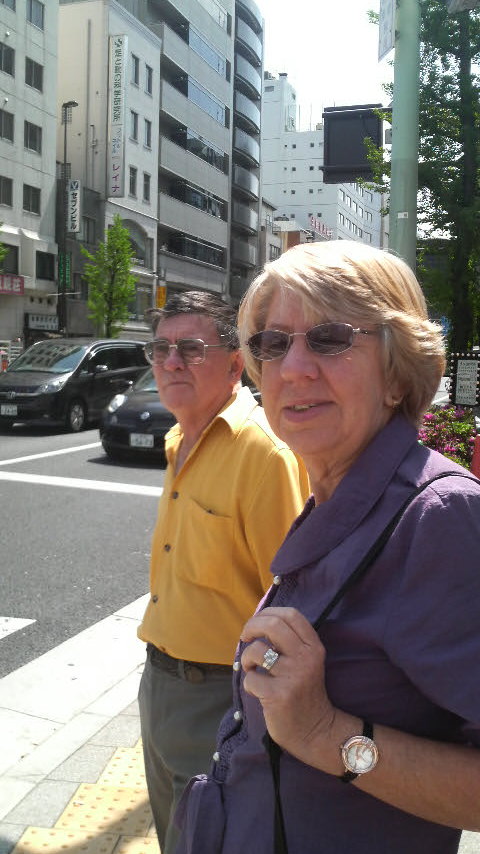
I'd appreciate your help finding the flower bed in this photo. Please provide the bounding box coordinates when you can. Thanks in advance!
[419,405,476,468]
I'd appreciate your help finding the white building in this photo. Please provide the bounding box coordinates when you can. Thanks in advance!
[261,72,383,248]
[58,0,161,332]
[0,0,59,347]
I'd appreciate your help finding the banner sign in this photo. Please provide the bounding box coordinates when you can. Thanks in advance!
[108,34,127,198]
[27,313,59,331]
[0,274,24,295]
[67,179,81,233]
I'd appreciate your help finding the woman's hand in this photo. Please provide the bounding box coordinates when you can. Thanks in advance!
[240,606,336,762]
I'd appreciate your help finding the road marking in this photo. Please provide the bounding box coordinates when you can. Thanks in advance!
[0,471,163,496]
[0,442,102,467]
[0,617,36,640]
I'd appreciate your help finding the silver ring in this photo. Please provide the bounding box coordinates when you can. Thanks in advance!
[261,647,279,671]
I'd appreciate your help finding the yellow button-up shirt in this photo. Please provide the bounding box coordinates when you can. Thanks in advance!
[138,387,310,664]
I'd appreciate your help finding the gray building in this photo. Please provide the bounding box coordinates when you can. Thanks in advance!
[0,0,59,348]
[261,71,384,249]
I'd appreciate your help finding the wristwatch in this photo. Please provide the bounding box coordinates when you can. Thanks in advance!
[339,720,379,783]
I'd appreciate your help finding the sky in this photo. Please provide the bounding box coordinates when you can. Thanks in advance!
[256,0,394,130]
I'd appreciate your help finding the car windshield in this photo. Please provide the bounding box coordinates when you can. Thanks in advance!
[133,368,157,392]
[8,342,89,373]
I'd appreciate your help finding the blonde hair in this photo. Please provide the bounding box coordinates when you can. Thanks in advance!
[239,241,445,426]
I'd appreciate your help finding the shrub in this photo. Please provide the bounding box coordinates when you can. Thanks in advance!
[419,405,476,468]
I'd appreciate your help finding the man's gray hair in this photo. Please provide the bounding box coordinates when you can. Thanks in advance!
[146,291,239,349]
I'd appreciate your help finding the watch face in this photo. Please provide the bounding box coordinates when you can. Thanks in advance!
[342,736,378,775]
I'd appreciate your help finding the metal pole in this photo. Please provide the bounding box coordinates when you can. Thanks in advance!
[388,0,421,271]
[62,108,68,335]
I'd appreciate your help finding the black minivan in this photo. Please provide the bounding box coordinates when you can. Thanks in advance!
[0,339,148,431]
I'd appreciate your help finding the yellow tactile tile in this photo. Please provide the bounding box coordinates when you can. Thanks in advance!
[55,784,152,836]
[98,747,146,789]
[113,836,161,854]
[11,827,118,854]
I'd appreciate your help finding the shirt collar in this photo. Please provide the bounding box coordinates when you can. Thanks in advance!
[271,413,419,574]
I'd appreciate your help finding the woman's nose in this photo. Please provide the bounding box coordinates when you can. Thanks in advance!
[279,334,320,380]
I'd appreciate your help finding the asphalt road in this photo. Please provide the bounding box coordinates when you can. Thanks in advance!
[0,423,167,678]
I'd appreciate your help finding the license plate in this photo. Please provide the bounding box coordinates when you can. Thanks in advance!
[1,404,17,416]
[129,432,154,448]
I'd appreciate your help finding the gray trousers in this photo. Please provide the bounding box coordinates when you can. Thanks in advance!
[138,648,234,854]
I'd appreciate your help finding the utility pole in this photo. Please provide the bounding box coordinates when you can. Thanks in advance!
[388,0,421,271]
[58,100,78,335]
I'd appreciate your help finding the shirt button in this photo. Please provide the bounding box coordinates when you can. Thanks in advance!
[172,491,179,499]
[273,575,282,585]
[233,710,243,721]
[212,751,220,762]
[151,594,158,603]
[164,544,171,552]
[233,660,240,671]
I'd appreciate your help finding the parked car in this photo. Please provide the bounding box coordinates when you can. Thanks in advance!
[0,338,148,432]
[100,367,176,462]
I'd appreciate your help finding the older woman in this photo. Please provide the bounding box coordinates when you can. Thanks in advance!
[175,241,480,854]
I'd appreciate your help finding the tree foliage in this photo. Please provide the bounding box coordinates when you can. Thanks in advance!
[0,227,9,270]
[81,215,137,338]
[368,2,480,350]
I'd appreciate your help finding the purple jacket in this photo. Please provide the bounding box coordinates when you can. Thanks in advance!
[176,415,480,854]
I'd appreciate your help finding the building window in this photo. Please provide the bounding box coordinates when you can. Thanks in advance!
[265,85,274,92]
[292,144,296,149]
[291,190,295,194]
[145,64,153,94]
[2,244,18,273]
[131,54,139,85]
[27,0,44,29]
[23,183,40,213]
[23,184,40,214]
[130,110,138,141]
[25,56,43,91]
[0,175,12,206]
[189,26,227,78]
[144,118,152,149]
[0,108,14,142]
[292,167,296,171]
[143,172,151,203]
[36,251,55,280]
[0,41,14,76]
[309,166,314,171]
[80,216,96,244]
[310,142,314,147]
[1,0,15,10]
[187,78,226,125]
[129,166,137,197]
[24,120,42,153]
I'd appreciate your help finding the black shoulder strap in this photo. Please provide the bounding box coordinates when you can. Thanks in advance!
[265,470,478,854]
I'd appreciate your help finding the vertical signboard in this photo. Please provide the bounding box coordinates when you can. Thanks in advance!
[379,0,396,60]
[449,352,480,406]
[108,34,127,198]
[67,179,81,233]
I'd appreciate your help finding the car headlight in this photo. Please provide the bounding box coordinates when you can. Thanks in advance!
[38,376,70,394]
[107,393,127,413]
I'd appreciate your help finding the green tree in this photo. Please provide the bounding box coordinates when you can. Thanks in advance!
[368,2,480,350]
[81,215,137,338]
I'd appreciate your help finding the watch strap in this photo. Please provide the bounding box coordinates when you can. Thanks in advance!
[339,720,373,783]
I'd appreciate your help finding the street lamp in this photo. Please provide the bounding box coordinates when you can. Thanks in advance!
[58,99,78,335]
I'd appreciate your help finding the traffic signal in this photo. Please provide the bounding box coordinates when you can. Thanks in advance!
[321,105,383,185]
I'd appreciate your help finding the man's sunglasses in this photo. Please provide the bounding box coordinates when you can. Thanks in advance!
[246,323,377,361]
[144,338,228,366]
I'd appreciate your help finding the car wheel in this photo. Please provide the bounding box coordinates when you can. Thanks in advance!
[66,399,87,432]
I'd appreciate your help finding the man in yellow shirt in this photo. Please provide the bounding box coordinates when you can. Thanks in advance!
[137,291,309,854]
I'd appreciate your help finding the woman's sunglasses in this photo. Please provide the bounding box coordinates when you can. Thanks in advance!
[246,323,377,361]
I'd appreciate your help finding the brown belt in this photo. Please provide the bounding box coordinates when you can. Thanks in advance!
[146,643,232,684]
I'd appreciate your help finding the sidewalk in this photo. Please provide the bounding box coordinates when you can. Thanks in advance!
[0,595,478,854]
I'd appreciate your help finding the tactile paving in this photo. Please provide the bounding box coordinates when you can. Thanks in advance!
[98,747,146,789]
[11,828,118,854]
[113,836,161,854]
[55,784,152,835]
